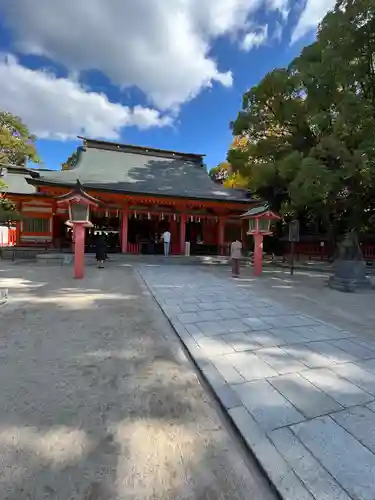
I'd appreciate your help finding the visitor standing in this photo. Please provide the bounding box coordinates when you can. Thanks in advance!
[95,231,106,269]
[162,229,171,257]
[230,238,242,277]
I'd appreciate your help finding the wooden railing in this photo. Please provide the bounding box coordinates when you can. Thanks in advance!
[362,244,375,261]
[0,227,17,247]
[290,242,375,261]
[127,242,141,254]
[293,243,329,261]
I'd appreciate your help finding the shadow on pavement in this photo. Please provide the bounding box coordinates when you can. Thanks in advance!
[0,263,276,500]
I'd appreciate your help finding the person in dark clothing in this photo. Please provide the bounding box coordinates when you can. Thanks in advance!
[95,232,106,268]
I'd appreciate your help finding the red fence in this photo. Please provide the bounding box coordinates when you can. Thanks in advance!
[362,245,375,260]
[126,242,181,255]
[126,242,141,254]
[0,227,16,247]
[293,243,329,261]
[292,242,375,261]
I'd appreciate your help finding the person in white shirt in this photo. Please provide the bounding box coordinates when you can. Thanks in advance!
[230,239,242,277]
[162,230,171,257]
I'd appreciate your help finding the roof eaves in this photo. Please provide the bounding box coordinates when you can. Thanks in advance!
[77,136,205,160]
[25,178,252,204]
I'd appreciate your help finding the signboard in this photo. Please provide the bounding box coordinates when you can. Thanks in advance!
[288,220,300,242]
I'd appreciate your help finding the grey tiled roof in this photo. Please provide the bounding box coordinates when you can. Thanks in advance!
[241,204,269,217]
[1,168,37,195]
[28,145,252,203]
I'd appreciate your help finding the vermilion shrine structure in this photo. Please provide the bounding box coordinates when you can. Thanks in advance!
[2,137,255,255]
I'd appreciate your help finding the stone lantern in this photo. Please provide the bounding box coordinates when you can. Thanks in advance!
[56,180,102,279]
[241,204,280,276]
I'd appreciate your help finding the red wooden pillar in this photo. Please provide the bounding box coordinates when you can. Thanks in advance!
[253,233,263,276]
[121,207,128,253]
[170,217,177,253]
[73,223,85,279]
[16,202,22,245]
[179,214,186,255]
[218,218,225,255]
[51,201,57,248]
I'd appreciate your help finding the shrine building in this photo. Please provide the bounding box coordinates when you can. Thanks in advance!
[2,137,255,255]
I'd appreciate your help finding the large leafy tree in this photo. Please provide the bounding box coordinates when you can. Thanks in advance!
[0,175,18,222]
[209,162,233,184]
[229,0,375,242]
[0,112,39,165]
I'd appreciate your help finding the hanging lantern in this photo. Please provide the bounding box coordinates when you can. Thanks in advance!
[105,209,109,218]
[190,215,193,222]
[134,211,137,219]
[198,217,201,223]
[173,213,176,221]
[148,212,151,220]
[116,209,119,218]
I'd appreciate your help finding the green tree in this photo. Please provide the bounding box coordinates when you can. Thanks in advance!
[209,161,232,184]
[0,111,39,165]
[0,176,18,223]
[229,0,375,244]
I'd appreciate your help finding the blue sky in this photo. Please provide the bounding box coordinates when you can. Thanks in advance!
[0,0,335,171]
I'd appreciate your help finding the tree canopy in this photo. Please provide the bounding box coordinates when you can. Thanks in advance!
[209,162,232,184]
[228,0,375,238]
[0,112,39,166]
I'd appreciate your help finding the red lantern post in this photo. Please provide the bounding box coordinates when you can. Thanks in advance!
[56,180,102,279]
[240,205,280,276]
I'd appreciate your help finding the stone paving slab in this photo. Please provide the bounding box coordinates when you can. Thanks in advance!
[331,406,375,454]
[233,380,305,431]
[292,416,375,500]
[229,407,315,500]
[330,362,375,396]
[224,351,278,381]
[303,340,357,364]
[281,344,337,368]
[221,332,263,351]
[211,357,246,385]
[300,368,374,407]
[138,265,375,500]
[268,373,343,418]
[269,427,351,500]
[254,346,307,375]
[329,338,375,360]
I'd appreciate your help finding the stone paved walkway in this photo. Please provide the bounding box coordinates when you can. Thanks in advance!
[139,264,375,500]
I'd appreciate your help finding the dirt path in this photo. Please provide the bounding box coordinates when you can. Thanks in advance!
[0,263,276,500]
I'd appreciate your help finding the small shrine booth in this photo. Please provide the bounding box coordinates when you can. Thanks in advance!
[2,137,255,255]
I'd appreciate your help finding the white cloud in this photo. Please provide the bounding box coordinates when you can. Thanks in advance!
[241,25,269,51]
[0,0,289,110]
[272,21,284,42]
[291,0,336,44]
[0,55,173,140]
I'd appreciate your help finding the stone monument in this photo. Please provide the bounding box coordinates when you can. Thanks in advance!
[328,231,372,292]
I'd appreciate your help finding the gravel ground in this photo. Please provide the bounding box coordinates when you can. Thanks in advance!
[0,263,276,500]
